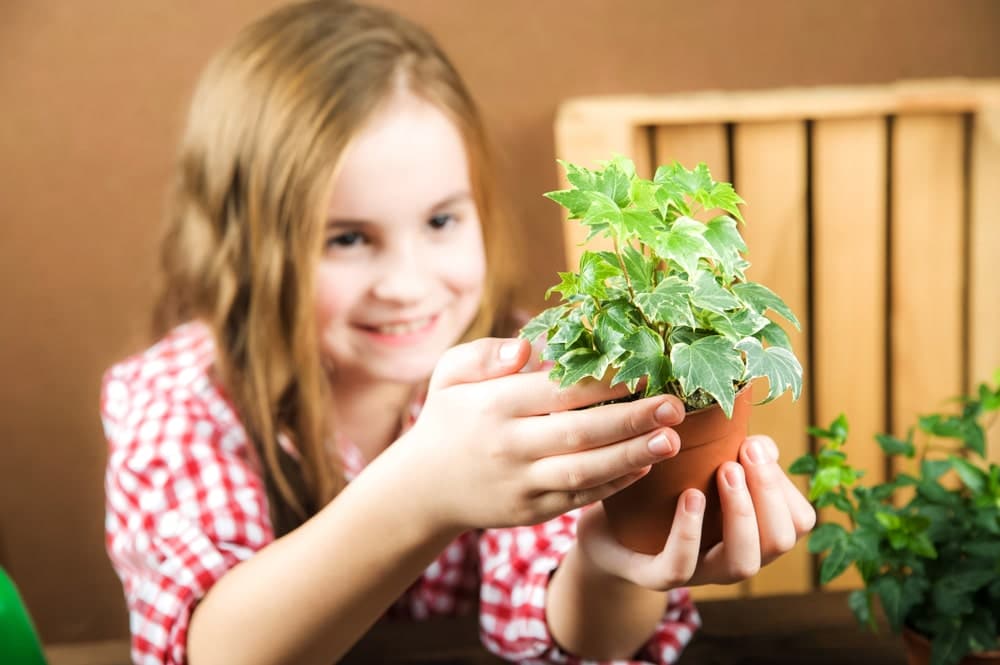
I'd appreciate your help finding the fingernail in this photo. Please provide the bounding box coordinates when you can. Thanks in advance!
[654,400,677,425]
[747,438,768,465]
[647,432,675,456]
[685,491,705,514]
[724,464,745,490]
[499,340,521,362]
[765,437,779,462]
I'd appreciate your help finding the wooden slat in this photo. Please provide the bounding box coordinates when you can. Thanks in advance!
[733,121,812,596]
[651,123,746,602]
[557,79,1000,130]
[553,121,650,270]
[969,108,1000,464]
[890,115,966,484]
[812,117,889,590]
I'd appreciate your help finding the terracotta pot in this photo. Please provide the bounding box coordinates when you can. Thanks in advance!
[902,627,1000,665]
[601,385,752,554]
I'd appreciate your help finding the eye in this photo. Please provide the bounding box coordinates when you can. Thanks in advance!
[428,213,456,230]
[326,230,368,249]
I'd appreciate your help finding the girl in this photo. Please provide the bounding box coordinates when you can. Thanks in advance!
[101,1,815,664]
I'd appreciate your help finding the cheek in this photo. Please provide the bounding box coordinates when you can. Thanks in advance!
[313,265,355,331]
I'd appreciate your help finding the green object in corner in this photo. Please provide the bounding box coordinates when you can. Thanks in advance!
[0,566,47,665]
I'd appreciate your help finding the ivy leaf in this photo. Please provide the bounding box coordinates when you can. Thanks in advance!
[808,522,847,554]
[597,157,632,207]
[549,312,587,347]
[622,210,663,245]
[557,347,611,388]
[732,282,801,329]
[690,271,741,315]
[544,188,593,219]
[874,574,926,633]
[670,335,745,417]
[654,217,718,277]
[610,327,670,395]
[704,215,747,280]
[635,276,695,328]
[594,308,635,361]
[848,589,875,631]
[581,192,624,242]
[758,321,794,352]
[950,455,988,494]
[559,159,597,190]
[819,538,853,584]
[707,308,770,342]
[578,251,620,300]
[789,454,817,475]
[545,271,580,301]
[621,244,654,292]
[699,180,746,222]
[519,306,568,343]
[736,337,803,403]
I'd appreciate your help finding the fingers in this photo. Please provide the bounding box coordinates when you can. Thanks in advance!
[693,462,761,585]
[428,338,529,392]
[488,368,635,415]
[739,436,798,563]
[533,466,652,517]
[520,394,685,458]
[527,416,681,494]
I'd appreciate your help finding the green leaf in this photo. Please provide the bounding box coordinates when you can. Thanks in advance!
[629,177,660,211]
[950,455,988,494]
[610,327,670,395]
[545,271,580,301]
[736,336,803,403]
[810,465,843,502]
[732,282,801,329]
[635,276,695,328]
[847,589,875,630]
[808,522,847,554]
[519,306,568,343]
[930,629,972,665]
[557,347,611,387]
[704,215,747,280]
[921,459,951,481]
[594,308,633,361]
[758,321,794,353]
[578,251,620,299]
[962,420,986,457]
[670,335,745,417]
[690,271,741,315]
[788,454,817,475]
[876,433,915,458]
[621,245,654,292]
[559,159,597,190]
[819,539,853,584]
[549,313,587,347]
[874,575,926,633]
[544,188,593,218]
[654,217,718,277]
[597,158,631,206]
[622,209,663,244]
[581,192,624,241]
[707,308,771,342]
[700,180,746,221]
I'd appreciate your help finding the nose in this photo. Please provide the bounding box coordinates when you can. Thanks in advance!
[371,245,431,304]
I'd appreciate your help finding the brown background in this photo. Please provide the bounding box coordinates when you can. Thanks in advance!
[1,0,998,646]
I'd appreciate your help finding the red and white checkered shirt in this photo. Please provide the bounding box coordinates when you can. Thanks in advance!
[102,322,700,665]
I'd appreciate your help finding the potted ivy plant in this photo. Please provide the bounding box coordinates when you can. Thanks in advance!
[521,156,803,554]
[792,371,1000,665]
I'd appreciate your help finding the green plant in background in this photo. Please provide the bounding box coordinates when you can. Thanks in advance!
[792,371,1000,665]
[520,156,803,416]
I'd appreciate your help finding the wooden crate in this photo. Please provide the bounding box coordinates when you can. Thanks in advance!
[552,78,1000,600]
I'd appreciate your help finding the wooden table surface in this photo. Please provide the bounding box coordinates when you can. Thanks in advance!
[46,590,907,664]
[341,590,907,664]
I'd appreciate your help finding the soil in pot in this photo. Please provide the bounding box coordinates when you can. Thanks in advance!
[601,385,752,555]
[902,627,1000,665]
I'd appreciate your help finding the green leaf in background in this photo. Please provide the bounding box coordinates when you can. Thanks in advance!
[704,215,747,280]
[876,433,915,458]
[732,281,801,329]
[635,276,695,328]
[670,335,744,417]
[819,538,853,584]
[736,336,803,403]
[788,454,817,475]
[848,589,875,630]
[808,522,848,553]
[950,456,988,493]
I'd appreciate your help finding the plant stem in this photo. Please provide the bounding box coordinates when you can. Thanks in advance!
[612,237,657,331]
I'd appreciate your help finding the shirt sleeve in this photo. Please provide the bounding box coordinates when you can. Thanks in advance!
[477,508,701,665]
[101,370,273,665]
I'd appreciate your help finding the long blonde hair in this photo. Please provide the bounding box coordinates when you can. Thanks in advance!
[153,0,515,534]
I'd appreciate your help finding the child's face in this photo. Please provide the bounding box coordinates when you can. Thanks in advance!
[316,90,486,386]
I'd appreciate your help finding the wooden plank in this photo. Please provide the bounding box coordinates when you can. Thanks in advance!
[732,121,813,596]
[651,123,746,602]
[968,107,1000,464]
[891,115,966,486]
[557,79,1000,130]
[812,117,889,590]
[552,118,650,270]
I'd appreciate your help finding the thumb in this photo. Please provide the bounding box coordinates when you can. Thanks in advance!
[428,337,529,392]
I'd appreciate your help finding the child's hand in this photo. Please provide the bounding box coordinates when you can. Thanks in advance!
[397,337,686,532]
[574,435,816,591]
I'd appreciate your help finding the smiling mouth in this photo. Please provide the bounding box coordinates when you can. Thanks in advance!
[362,314,437,336]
